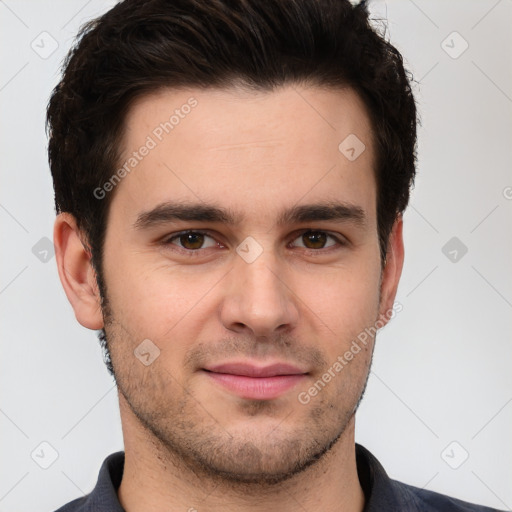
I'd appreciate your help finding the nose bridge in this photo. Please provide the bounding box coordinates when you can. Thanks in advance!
[239,243,279,292]
[236,236,283,303]
[222,234,298,335]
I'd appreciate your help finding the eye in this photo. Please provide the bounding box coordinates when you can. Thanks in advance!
[164,230,219,251]
[290,230,344,251]
[161,229,346,256]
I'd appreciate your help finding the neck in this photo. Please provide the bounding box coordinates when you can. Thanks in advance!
[117,396,365,512]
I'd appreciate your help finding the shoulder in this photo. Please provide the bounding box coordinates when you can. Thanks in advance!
[355,444,504,512]
[51,451,125,512]
[52,496,88,512]
[392,479,505,512]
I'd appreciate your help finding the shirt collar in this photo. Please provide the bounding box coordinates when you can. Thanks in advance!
[77,443,412,511]
[355,443,419,510]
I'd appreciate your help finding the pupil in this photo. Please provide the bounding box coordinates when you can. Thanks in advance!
[305,231,326,249]
[183,233,203,249]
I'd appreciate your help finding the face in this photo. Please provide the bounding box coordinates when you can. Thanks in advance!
[75,84,402,484]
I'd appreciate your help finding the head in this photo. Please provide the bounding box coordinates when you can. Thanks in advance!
[49,0,416,486]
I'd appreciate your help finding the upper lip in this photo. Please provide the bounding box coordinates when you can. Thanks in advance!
[204,362,308,377]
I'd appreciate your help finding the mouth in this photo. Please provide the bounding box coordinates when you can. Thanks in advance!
[202,361,309,400]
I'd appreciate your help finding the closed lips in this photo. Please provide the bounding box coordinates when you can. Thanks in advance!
[203,362,308,377]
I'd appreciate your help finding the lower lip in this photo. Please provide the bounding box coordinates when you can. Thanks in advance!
[204,371,307,400]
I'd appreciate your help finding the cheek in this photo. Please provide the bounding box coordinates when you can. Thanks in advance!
[103,226,381,346]
[297,258,381,340]
[103,252,222,344]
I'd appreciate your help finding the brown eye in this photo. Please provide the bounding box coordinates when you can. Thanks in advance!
[178,232,204,250]
[166,231,217,250]
[302,231,327,249]
[291,230,342,250]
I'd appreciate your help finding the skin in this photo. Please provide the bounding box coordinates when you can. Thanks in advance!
[54,84,404,512]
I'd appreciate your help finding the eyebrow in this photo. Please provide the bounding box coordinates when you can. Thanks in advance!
[133,200,367,231]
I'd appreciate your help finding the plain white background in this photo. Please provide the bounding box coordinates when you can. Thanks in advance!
[1,1,511,511]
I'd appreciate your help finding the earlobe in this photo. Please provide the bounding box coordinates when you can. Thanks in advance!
[53,213,104,330]
[378,215,405,326]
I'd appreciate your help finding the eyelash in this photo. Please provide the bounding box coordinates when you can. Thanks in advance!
[161,229,347,257]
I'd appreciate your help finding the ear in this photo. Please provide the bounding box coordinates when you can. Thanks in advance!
[53,213,104,330]
[377,215,405,326]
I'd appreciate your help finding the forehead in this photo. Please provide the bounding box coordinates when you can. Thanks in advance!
[111,84,377,230]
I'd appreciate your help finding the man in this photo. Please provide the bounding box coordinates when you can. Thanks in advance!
[47,0,504,510]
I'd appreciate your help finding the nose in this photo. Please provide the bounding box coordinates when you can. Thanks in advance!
[219,245,299,338]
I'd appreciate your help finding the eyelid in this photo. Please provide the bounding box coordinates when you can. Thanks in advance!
[162,228,348,253]
[164,229,219,249]
[288,228,347,246]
